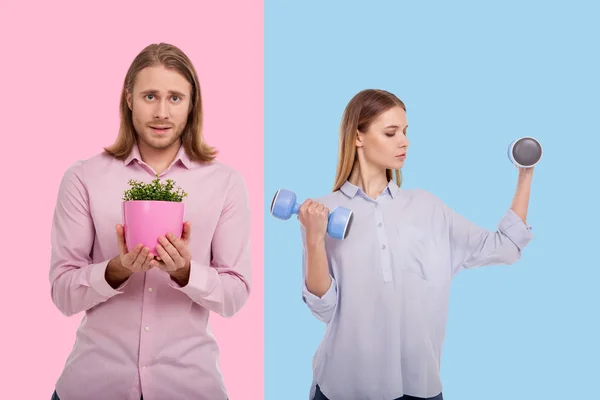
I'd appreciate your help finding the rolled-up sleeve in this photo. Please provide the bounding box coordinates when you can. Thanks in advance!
[446,204,534,273]
[300,227,337,323]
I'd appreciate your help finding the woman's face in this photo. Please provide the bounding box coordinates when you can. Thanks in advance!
[355,105,409,171]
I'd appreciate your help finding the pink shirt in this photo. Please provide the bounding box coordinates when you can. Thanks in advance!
[49,142,251,400]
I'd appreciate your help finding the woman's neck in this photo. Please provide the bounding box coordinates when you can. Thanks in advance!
[348,159,389,200]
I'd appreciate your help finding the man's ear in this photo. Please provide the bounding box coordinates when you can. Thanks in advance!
[126,89,132,110]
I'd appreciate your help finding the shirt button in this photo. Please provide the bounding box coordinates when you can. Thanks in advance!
[382,244,386,250]
[374,203,379,208]
[148,287,153,293]
[378,222,382,227]
[144,326,150,332]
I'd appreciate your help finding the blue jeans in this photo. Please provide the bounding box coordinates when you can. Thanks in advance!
[313,385,443,400]
[52,391,143,400]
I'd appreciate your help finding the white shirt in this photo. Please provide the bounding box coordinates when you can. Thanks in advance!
[301,180,534,399]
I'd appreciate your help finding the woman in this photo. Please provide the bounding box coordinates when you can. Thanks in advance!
[298,89,534,400]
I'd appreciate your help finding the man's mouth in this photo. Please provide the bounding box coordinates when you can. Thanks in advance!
[150,126,171,133]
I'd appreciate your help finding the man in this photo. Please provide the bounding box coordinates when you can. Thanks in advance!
[49,43,251,400]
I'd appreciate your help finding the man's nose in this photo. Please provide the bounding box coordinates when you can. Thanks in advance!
[154,100,169,119]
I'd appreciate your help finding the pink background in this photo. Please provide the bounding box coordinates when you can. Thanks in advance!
[0,1,263,399]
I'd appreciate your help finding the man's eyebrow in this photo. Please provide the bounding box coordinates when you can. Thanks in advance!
[139,89,187,97]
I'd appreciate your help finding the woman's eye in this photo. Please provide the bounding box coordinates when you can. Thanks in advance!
[146,94,154,100]
[172,96,180,102]
[385,132,395,137]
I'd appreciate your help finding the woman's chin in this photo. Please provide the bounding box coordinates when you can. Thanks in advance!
[390,159,405,169]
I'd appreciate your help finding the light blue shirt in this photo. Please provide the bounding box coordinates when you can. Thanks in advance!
[301,180,534,400]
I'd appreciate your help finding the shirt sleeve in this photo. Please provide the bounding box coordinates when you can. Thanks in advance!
[169,171,251,318]
[300,226,337,323]
[49,162,127,317]
[444,200,535,274]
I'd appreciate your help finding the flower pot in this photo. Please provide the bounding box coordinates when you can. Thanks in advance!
[122,200,185,257]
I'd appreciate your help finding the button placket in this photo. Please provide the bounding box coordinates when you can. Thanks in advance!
[374,205,393,282]
[139,275,156,375]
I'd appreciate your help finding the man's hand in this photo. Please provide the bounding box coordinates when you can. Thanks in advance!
[154,221,192,286]
[105,224,156,288]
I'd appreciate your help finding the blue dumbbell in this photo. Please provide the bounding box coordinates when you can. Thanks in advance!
[507,137,543,168]
[270,189,354,240]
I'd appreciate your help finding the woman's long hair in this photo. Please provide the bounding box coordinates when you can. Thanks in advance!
[333,89,406,192]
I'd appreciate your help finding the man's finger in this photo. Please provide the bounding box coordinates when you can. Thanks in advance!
[124,244,143,266]
[140,251,154,271]
[168,232,191,260]
[181,222,192,243]
[132,247,150,271]
[155,244,175,270]
[159,236,183,265]
[116,224,128,254]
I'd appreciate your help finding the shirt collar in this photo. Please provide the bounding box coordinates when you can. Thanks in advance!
[340,179,399,199]
[124,140,192,169]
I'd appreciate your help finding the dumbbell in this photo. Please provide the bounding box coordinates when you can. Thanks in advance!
[507,137,543,168]
[270,189,354,240]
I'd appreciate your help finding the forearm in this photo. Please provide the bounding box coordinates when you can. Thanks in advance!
[510,169,533,224]
[51,259,126,317]
[305,238,331,298]
[171,260,250,317]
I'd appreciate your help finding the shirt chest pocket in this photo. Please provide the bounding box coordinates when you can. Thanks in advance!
[392,223,451,285]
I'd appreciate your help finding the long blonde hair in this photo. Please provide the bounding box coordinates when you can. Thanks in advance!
[333,89,406,192]
[104,42,217,162]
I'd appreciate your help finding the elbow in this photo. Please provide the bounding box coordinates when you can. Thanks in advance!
[504,246,523,265]
[219,283,251,318]
[50,286,78,317]
[302,278,338,323]
[311,306,336,324]
[303,294,337,324]
[499,233,527,265]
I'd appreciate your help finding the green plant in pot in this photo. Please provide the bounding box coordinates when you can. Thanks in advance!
[122,174,188,257]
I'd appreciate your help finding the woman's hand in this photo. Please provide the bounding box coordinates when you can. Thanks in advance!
[298,199,329,245]
[517,165,534,179]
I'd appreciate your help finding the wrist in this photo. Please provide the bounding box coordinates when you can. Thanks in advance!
[106,257,132,284]
[306,235,326,248]
[518,168,534,180]
[169,261,191,286]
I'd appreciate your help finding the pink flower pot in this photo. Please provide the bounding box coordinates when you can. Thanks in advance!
[122,200,185,257]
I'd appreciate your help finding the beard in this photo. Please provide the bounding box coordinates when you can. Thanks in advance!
[132,116,186,151]
[137,127,184,150]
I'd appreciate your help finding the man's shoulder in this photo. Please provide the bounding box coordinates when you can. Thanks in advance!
[61,152,113,180]
[200,160,244,181]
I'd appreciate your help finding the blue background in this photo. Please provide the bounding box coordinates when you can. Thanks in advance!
[264,1,600,399]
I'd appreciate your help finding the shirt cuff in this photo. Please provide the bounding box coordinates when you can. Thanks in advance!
[498,209,534,250]
[170,259,218,298]
[302,277,337,313]
[89,260,127,298]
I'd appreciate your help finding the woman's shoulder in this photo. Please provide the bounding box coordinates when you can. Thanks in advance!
[312,190,344,208]
[399,187,449,210]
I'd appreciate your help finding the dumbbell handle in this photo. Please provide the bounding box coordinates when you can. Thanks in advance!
[290,202,301,215]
